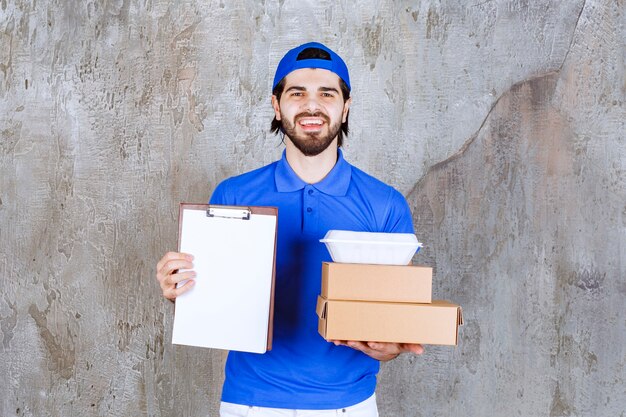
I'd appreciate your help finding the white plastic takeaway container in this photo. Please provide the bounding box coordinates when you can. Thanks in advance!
[320,230,423,265]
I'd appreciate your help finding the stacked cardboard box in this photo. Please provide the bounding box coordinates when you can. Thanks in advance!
[316,262,463,346]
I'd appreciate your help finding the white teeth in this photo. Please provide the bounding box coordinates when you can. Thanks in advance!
[300,120,323,126]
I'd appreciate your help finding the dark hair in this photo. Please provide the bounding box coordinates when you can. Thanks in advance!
[270,47,351,147]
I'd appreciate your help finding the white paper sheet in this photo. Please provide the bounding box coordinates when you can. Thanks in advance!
[172,206,277,353]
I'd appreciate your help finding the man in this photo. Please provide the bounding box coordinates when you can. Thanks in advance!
[156,42,424,416]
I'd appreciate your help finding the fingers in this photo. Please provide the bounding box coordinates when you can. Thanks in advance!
[349,341,373,352]
[164,269,196,288]
[158,260,194,283]
[156,252,194,275]
[364,342,424,356]
[155,252,195,301]
[156,252,194,283]
[400,343,425,355]
[163,277,195,300]
[330,340,380,357]
[363,341,401,356]
[352,341,398,361]
[330,340,425,361]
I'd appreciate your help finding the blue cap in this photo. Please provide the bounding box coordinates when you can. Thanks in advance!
[272,42,351,92]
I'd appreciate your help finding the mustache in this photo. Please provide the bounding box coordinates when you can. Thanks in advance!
[295,111,330,123]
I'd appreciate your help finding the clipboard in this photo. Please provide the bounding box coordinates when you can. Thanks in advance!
[171,203,278,353]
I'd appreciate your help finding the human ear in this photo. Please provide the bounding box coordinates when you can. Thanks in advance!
[271,95,281,121]
[342,97,352,123]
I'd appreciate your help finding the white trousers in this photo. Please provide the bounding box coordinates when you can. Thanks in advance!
[219,394,379,417]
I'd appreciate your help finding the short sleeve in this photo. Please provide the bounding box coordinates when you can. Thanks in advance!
[209,179,234,205]
[382,189,415,234]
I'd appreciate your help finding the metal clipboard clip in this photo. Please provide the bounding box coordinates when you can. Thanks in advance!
[206,206,251,220]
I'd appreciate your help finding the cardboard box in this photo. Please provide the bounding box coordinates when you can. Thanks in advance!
[316,296,463,346]
[321,262,432,303]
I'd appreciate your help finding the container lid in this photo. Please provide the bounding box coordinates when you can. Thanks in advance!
[320,230,422,247]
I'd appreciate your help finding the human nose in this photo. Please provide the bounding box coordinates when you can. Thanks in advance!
[302,95,322,113]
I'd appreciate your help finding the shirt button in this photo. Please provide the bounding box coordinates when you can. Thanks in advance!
[306,207,312,213]
[308,189,314,195]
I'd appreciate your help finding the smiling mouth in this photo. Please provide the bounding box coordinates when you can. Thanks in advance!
[298,118,324,127]
[296,112,329,131]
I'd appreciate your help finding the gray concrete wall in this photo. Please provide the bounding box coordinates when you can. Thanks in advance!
[0,0,623,416]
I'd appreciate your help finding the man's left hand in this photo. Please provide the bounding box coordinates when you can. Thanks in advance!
[331,340,424,361]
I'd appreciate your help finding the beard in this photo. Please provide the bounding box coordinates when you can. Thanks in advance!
[280,111,342,156]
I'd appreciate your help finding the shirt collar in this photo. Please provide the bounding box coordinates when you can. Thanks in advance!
[275,148,352,196]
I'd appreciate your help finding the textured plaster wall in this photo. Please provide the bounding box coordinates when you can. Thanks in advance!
[0,0,624,416]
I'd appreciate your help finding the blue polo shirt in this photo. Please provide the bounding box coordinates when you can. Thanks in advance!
[209,149,414,409]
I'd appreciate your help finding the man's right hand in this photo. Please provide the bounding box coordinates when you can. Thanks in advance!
[155,252,196,301]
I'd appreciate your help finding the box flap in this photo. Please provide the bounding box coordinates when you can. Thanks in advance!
[454,307,463,345]
[316,295,328,319]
